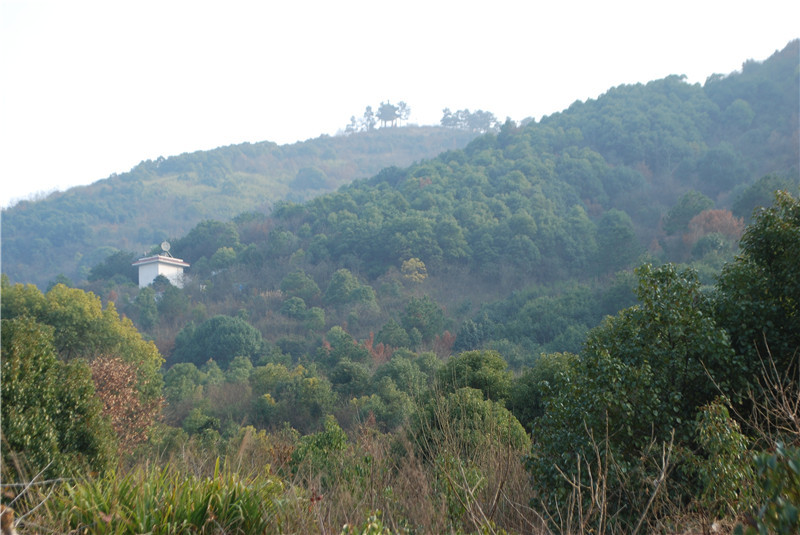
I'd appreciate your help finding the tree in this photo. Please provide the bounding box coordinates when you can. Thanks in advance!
[696,142,747,197]
[362,106,376,131]
[440,108,498,132]
[663,190,714,235]
[87,250,138,284]
[171,315,263,369]
[401,296,446,343]
[323,268,376,308]
[133,286,158,330]
[163,362,204,405]
[440,108,457,128]
[529,264,739,524]
[376,319,412,349]
[411,387,529,461]
[280,270,321,303]
[1,317,116,477]
[508,352,578,431]
[0,278,164,407]
[596,208,641,273]
[172,219,240,263]
[90,355,162,453]
[436,350,512,403]
[732,173,799,221]
[715,190,800,376]
[401,257,427,283]
[397,101,411,123]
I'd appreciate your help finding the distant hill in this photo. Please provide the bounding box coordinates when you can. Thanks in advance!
[1,126,478,288]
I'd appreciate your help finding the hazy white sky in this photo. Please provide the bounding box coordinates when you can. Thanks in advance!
[1,0,798,208]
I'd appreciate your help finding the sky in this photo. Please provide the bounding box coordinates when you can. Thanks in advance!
[1,0,798,208]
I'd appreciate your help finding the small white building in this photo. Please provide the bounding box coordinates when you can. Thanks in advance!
[132,252,190,288]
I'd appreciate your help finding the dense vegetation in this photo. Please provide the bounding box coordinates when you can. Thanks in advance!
[1,126,478,289]
[1,40,799,533]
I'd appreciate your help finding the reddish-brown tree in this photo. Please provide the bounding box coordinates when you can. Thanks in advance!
[91,355,163,454]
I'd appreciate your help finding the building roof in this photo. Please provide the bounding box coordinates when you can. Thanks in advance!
[132,254,190,268]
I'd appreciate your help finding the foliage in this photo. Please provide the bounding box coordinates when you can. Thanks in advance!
[0,278,163,473]
[290,415,348,485]
[733,172,800,221]
[441,108,499,133]
[716,191,800,379]
[596,208,641,273]
[412,387,529,462]
[436,350,512,403]
[250,363,336,433]
[4,41,800,535]
[528,263,738,527]
[90,355,163,454]
[87,250,138,284]
[53,460,284,534]
[508,352,578,431]
[694,397,754,518]
[340,511,396,535]
[171,314,263,369]
[280,270,321,302]
[1,317,117,477]
[738,443,800,535]
[400,257,427,283]
[400,296,446,344]
[2,126,478,289]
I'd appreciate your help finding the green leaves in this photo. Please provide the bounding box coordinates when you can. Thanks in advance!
[716,191,800,380]
[171,314,263,369]
[1,317,117,478]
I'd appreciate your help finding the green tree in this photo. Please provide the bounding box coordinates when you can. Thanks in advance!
[716,190,800,377]
[529,264,738,525]
[596,208,640,273]
[663,190,714,235]
[362,106,376,131]
[324,268,361,306]
[280,296,307,319]
[163,362,204,404]
[210,246,237,270]
[411,387,529,461]
[732,173,799,221]
[133,286,158,330]
[435,350,512,403]
[508,352,578,432]
[330,359,371,399]
[376,319,412,349]
[280,270,321,303]
[87,250,138,284]
[1,317,116,477]
[1,279,164,406]
[172,219,240,263]
[696,142,747,197]
[401,296,446,343]
[171,315,263,369]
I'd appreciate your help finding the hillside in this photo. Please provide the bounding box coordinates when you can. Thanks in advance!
[75,40,799,365]
[1,126,478,289]
[2,41,799,535]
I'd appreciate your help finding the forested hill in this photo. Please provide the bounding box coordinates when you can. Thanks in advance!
[77,40,799,367]
[2,40,798,534]
[1,126,478,289]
